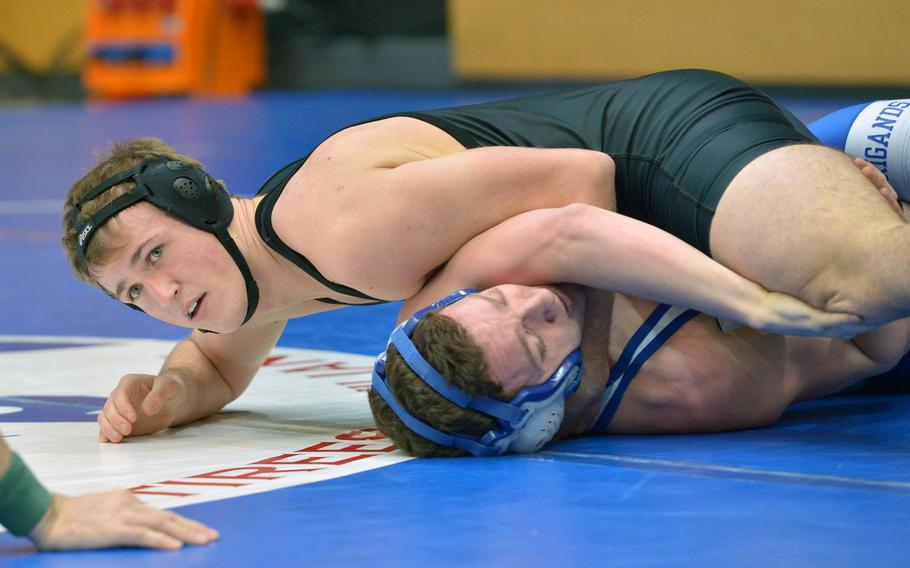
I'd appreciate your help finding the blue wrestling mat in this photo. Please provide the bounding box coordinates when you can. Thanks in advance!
[1,89,908,567]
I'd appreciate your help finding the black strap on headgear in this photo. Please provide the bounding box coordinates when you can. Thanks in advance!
[72,158,260,326]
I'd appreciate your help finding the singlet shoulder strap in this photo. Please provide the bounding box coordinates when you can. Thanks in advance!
[588,304,699,433]
[254,159,388,305]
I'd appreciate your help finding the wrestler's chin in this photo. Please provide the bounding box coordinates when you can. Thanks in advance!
[196,313,245,335]
[195,293,250,334]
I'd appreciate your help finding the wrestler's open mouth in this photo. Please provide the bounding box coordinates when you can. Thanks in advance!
[188,293,205,320]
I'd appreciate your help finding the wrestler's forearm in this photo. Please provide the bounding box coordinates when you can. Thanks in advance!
[406,205,764,323]
[157,320,282,428]
[159,339,247,427]
[410,204,856,335]
[548,205,769,324]
[160,367,233,428]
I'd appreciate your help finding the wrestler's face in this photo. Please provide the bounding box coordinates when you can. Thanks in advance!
[92,203,247,332]
[442,284,586,395]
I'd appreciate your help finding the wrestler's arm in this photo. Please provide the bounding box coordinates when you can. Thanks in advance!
[152,321,289,427]
[97,317,288,442]
[333,139,897,303]
[401,204,864,337]
[154,299,354,429]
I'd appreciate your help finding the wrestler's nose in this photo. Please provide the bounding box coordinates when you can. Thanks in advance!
[144,273,179,307]
[519,287,557,325]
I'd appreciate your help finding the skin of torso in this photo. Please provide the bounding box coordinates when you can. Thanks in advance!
[601,293,787,433]
[562,289,910,437]
[607,295,771,394]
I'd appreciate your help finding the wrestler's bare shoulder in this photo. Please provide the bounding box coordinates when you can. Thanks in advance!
[270,116,464,241]
[264,116,468,299]
[307,116,465,174]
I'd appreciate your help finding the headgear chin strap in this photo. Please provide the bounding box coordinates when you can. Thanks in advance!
[371,288,583,457]
[71,158,260,327]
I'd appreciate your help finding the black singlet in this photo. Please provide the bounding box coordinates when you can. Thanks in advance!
[254,69,817,301]
[393,69,817,254]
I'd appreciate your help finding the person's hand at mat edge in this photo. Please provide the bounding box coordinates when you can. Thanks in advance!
[29,490,218,550]
[1,435,218,550]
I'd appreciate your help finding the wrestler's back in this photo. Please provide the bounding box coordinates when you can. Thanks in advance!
[265,113,614,305]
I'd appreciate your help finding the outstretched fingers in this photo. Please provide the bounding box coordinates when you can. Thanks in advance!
[117,526,185,550]
[31,490,219,551]
[122,501,219,548]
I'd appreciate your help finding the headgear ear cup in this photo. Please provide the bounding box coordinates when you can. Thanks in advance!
[510,401,566,453]
[809,99,910,201]
[73,158,259,326]
[173,177,200,199]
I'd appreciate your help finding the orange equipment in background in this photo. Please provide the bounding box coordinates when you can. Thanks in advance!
[83,0,265,98]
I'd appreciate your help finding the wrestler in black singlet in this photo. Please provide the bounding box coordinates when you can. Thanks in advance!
[255,69,817,302]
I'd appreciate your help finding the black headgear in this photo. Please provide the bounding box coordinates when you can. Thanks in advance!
[71,158,260,327]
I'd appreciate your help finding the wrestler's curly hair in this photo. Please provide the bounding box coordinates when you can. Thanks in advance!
[61,137,207,285]
[368,311,506,457]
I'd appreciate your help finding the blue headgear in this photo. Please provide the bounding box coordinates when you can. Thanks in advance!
[371,288,583,456]
[71,158,259,326]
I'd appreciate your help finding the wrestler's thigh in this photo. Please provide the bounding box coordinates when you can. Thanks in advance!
[709,143,902,303]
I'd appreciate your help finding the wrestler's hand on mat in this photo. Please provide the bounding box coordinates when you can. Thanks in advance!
[752,291,871,339]
[98,373,185,442]
[854,157,905,218]
[29,491,219,550]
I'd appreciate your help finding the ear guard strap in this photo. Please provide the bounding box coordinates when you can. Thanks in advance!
[73,187,149,266]
[371,361,501,456]
[391,326,527,424]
